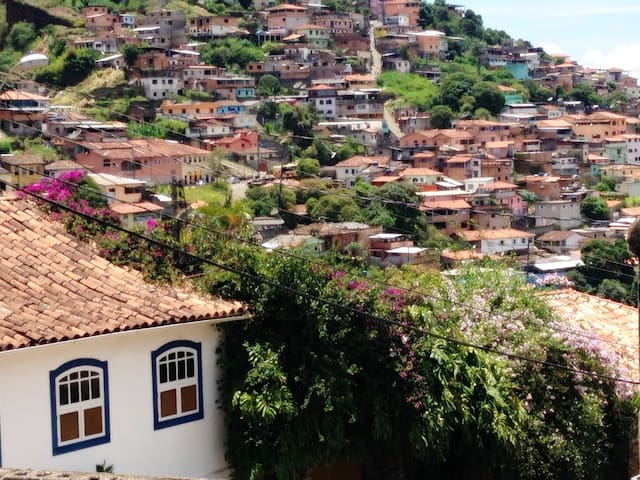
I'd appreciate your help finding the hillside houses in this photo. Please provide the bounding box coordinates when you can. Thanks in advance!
[4,0,640,268]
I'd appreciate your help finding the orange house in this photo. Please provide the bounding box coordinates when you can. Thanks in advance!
[382,0,420,27]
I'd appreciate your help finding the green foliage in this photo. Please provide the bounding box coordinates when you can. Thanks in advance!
[471,81,505,115]
[301,138,335,165]
[522,79,554,102]
[519,190,538,206]
[35,48,99,88]
[257,74,280,97]
[202,0,229,15]
[296,157,320,179]
[567,83,603,108]
[310,194,361,222]
[595,176,616,192]
[379,71,439,111]
[245,185,295,216]
[122,43,140,67]
[199,38,264,69]
[438,71,477,111]
[207,251,636,479]
[7,21,37,51]
[429,104,454,129]
[573,238,636,305]
[279,103,317,147]
[128,121,168,139]
[333,137,365,163]
[154,116,188,138]
[580,195,609,220]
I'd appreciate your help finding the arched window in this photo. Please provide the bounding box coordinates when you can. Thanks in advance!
[151,340,203,430]
[50,359,110,455]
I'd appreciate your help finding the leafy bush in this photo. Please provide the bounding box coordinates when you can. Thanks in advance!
[7,21,37,51]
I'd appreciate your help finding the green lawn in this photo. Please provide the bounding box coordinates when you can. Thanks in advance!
[183,184,228,206]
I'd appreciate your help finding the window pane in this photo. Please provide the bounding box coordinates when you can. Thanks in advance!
[168,361,176,382]
[80,379,90,401]
[177,359,185,379]
[84,406,103,436]
[70,381,80,403]
[160,363,167,383]
[160,389,178,417]
[60,412,79,442]
[91,377,100,399]
[59,384,69,406]
[186,357,195,378]
[181,385,197,412]
[70,372,78,381]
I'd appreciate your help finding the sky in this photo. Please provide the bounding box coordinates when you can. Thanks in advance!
[461,1,640,78]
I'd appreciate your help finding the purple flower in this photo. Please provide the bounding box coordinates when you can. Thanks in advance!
[146,218,159,230]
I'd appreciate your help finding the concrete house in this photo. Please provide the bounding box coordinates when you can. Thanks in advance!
[455,228,535,255]
[0,197,247,478]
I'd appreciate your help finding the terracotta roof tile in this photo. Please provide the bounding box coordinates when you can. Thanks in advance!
[539,288,639,381]
[0,198,247,351]
[456,228,534,241]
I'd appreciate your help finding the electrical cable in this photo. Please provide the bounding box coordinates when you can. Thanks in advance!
[4,79,640,357]
[15,183,640,387]
[11,165,640,359]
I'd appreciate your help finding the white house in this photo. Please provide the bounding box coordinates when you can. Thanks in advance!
[455,228,535,255]
[133,76,182,100]
[334,155,386,187]
[536,230,586,254]
[0,197,248,478]
[533,199,582,230]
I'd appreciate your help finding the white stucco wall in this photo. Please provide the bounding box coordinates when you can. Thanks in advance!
[0,321,229,478]
[481,237,532,254]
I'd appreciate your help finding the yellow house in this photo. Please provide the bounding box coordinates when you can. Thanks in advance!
[88,172,146,204]
[0,154,45,190]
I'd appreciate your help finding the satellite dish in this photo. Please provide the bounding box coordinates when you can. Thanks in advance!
[16,53,49,72]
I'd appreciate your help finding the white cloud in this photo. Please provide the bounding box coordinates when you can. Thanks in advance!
[541,42,565,56]
[580,43,640,77]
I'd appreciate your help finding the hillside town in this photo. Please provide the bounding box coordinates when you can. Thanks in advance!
[1,0,640,479]
[2,1,640,271]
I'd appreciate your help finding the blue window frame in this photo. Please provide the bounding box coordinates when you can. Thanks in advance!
[50,358,110,455]
[151,340,203,430]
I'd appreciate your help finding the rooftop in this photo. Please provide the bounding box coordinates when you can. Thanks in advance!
[0,198,246,352]
[540,288,638,382]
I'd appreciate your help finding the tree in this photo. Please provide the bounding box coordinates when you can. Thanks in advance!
[429,105,454,129]
[199,38,264,69]
[296,157,320,179]
[123,44,140,68]
[438,72,476,111]
[597,278,629,303]
[245,185,295,216]
[471,81,505,116]
[595,176,616,192]
[572,238,636,304]
[567,84,602,109]
[519,190,538,206]
[473,107,492,120]
[310,194,360,222]
[257,74,281,97]
[580,195,609,220]
[58,49,99,87]
[257,100,278,123]
[7,21,37,51]
[280,103,317,148]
